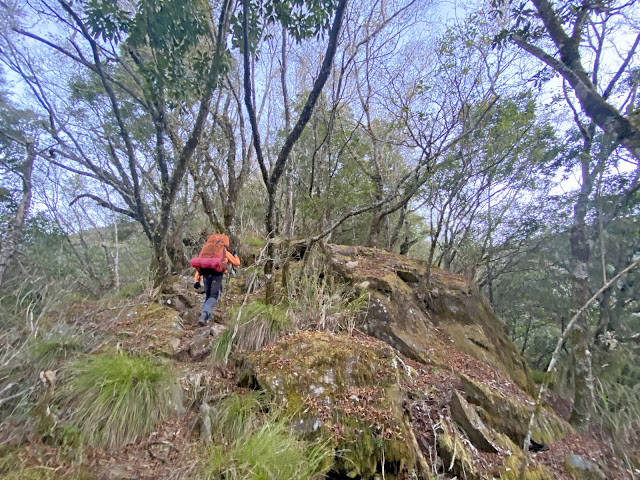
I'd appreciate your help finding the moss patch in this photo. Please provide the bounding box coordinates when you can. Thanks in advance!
[499,455,555,480]
[113,303,184,356]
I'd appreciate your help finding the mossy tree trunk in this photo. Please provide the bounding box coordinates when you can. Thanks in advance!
[151,234,172,289]
[567,131,596,429]
[0,140,34,288]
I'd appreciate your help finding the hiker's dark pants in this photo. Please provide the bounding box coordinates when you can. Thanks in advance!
[201,270,224,318]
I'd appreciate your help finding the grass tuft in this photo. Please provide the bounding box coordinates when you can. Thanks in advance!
[28,333,85,371]
[211,300,291,361]
[595,379,640,438]
[209,391,265,442]
[0,325,87,421]
[57,352,181,448]
[286,274,369,334]
[211,329,233,362]
[201,415,333,480]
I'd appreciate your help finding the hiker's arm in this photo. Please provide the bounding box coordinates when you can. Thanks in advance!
[226,250,240,267]
[194,271,201,289]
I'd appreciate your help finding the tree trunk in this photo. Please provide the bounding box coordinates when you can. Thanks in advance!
[390,206,406,252]
[265,189,277,303]
[367,212,383,248]
[114,216,120,289]
[568,157,596,429]
[593,288,612,340]
[151,232,172,288]
[486,178,494,304]
[223,198,239,249]
[166,224,189,273]
[366,173,385,248]
[0,141,35,288]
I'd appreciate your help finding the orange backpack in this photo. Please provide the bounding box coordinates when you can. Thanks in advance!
[190,234,230,273]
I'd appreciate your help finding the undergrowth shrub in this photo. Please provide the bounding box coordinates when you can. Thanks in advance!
[57,352,181,448]
[595,379,640,439]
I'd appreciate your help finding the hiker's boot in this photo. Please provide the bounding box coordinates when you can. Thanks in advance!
[199,297,217,327]
[198,311,210,327]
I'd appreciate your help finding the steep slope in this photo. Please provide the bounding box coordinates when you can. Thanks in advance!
[0,245,632,479]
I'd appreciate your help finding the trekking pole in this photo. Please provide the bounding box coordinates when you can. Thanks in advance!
[223,266,232,294]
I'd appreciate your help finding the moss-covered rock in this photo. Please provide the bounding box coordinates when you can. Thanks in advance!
[564,454,607,480]
[450,389,499,453]
[436,421,476,479]
[499,455,555,480]
[326,244,535,394]
[114,303,185,357]
[460,374,570,446]
[248,331,418,479]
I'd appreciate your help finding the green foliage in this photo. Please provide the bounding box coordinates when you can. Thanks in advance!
[57,352,180,448]
[201,415,333,480]
[212,300,291,360]
[85,0,222,99]
[231,0,340,54]
[210,391,266,442]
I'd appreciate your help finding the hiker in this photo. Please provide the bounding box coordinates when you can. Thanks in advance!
[191,234,240,326]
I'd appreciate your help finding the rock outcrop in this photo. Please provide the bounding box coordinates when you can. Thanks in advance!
[326,244,535,394]
[7,246,625,480]
[234,245,584,478]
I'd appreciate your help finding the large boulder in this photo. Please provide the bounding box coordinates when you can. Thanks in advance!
[246,331,422,479]
[327,244,535,393]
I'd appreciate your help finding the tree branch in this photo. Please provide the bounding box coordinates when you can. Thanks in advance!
[69,194,137,220]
